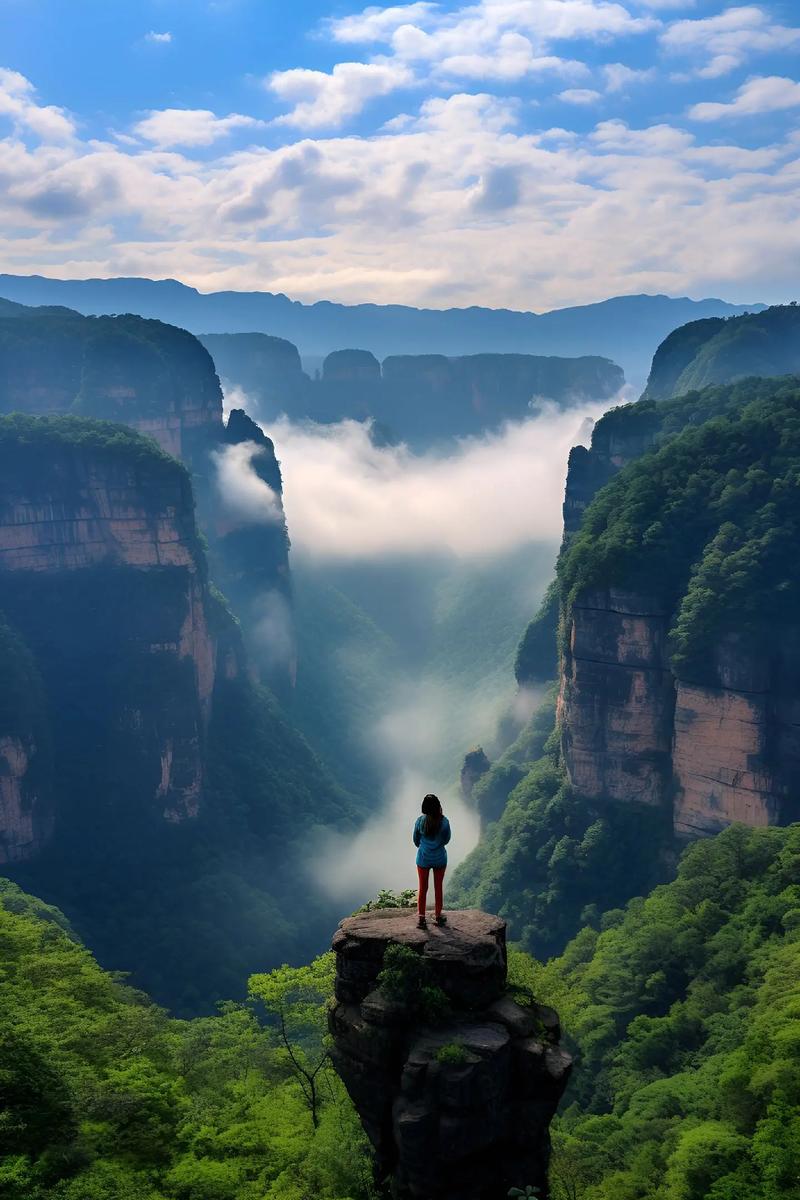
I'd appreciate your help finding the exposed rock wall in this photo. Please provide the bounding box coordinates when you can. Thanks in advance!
[0,309,224,462]
[0,735,51,864]
[560,589,675,810]
[0,425,228,857]
[0,304,294,691]
[560,591,800,837]
[329,909,571,1200]
[195,334,625,447]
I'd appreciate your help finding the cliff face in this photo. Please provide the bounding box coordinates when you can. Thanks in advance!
[0,417,230,859]
[0,304,293,692]
[197,335,625,448]
[560,598,800,837]
[560,588,675,810]
[557,376,800,840]
[0,308,223,462]
[329,909,571,1200]
[204,409,295,689]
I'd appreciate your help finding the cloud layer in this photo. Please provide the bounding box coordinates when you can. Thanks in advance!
[267,403,603,560]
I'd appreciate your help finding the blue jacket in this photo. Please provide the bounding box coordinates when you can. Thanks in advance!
[413,814,451,869]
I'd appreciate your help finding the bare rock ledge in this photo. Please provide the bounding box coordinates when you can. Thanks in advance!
[329,909,571,1200]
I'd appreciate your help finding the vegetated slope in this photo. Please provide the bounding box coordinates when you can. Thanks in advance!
[644,303,800,401]
[0,414,354,1013]
[453,375,800,951]
[0,879,374,1200]
[526,823,800,1200]
[0,273,761,382]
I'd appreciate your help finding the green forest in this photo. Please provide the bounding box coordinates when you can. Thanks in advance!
[0,881,375,1200]
[559,375,800,680]
[5,822,799,1200]
[532,823,800,1200]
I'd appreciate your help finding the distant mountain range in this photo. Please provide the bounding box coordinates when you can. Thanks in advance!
[0,274,763,387]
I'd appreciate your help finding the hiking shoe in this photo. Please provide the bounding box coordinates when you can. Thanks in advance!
[417,915,428,929]
[435,913,448,927]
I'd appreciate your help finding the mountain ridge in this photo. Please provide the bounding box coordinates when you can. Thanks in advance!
[0,274,764,385]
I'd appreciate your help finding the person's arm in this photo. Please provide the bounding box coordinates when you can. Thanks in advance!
[441,817,451,846]
[413,818,421,847]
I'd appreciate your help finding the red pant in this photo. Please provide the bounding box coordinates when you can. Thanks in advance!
[417,866,446,916]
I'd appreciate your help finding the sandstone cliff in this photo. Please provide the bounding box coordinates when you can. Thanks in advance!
[0,415,233,860]
[0,303,293,691]
[557,376,800,840]
[195,334,625,448]
[329,908,571,1200]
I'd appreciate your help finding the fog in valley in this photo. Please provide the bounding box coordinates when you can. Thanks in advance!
[215,393,610,906]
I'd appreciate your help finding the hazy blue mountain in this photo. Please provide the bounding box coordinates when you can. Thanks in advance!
[0,274,763,387]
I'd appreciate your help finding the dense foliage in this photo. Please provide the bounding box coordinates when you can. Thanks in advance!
[514,580,559,686]
[644,304,800,401]
[523,823,800,1200]
[0,411,187,480]
[560,376,800,679]
[0,308,222,420]
[0,880,376,1200]
[450,717,670,959]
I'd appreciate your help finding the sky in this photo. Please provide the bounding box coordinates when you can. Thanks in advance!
[0,0,798,310]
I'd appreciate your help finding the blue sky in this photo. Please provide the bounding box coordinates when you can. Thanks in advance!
[0,0,798,309]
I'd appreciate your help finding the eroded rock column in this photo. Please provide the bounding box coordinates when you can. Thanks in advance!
[329,908,571,1200]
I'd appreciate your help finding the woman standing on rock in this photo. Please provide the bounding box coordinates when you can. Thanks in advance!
[413,794,451,929]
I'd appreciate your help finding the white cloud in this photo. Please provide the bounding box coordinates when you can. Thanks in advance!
[134,108,265,148]
[662,6,800,78]
[145,31,173,44]
[1,67,798,313]
[435,33,588,82]
[269,405,608,559]
[268,61,413,128]
[330,0,657,51]
[603,62,655,91]
[212,442,284,525]
[397,90,519,132]
[328,2,437,42]
[559,87,602,104]
[689,75,800,121]
[0,67,75,141]
[313,0,656,92]
[591,118,693,152]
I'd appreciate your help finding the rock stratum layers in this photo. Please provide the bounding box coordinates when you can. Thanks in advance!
[558,370,800,840]
[0,418,232,863]
[329,909,571,1200]
[0,303,294,690]
[560,592,800,836]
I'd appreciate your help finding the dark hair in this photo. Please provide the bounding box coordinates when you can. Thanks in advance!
[421,793,443,837]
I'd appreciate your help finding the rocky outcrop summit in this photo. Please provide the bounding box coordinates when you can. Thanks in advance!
[329,909,571,1200]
